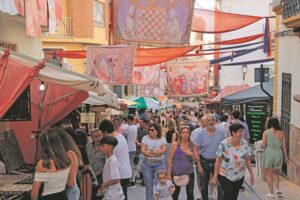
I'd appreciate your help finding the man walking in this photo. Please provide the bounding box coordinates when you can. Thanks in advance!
[192,114,225,200]
[123,114,138,188]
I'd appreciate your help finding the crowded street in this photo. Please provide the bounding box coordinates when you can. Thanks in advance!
[1,0,300,200]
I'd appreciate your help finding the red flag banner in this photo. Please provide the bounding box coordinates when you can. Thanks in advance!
[138,69,167,97]
[112,0,195,45]
[208,33,264,45]
[133,65,160,85]
[86,45,135,85]
[192,9,263,33]
[167,61,209,97]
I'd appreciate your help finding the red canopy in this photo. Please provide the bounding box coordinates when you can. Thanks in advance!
[1,50,88,163]
[192,9,263,33]
[0,49,44,119]
[206,84,250,104]
[10,80,88,163]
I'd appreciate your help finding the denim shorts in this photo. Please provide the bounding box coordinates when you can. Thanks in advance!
[66,183,80,200]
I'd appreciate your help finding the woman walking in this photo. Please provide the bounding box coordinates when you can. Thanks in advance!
[141,123,167,200]
[31,128,71,200]
[212,123,254,200]
[167,126,195,200]
[56,127,83,200]
[261,117,289,198]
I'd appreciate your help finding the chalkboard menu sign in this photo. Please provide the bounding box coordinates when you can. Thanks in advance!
[1,86,31,121]
[246,102,268,143]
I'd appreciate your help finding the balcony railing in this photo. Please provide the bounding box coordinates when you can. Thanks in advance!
[282,0,300,28]
[283,0,300,19]
[42,17,72,38]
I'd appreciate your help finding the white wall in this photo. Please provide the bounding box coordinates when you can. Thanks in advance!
[219,0,273,88]
[277,17,300,127]
[0,16,42,59]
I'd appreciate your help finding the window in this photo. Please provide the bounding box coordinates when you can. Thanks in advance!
[0,42,18,52]
[93,1,104,27]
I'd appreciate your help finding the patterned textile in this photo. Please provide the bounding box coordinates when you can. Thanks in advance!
[86,45,135,85]
[167,61,209,97]
[37,0,48,26]
[113,0,195,45]
[48,0,56,34]
[216,138,250,182]
[14,0,25,16]
[138,68,167,97]
[25,0,41,37]
[133,65,160,85]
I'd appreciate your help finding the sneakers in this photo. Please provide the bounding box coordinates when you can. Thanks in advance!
[127,182,136,188]
[276,189,283,198]
[240,185,245,191]
[266,193,275,198]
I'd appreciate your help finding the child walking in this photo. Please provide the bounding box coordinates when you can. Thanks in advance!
[154,171,175,200]
[99,136,125,200]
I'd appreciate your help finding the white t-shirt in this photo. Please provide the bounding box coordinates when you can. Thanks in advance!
[123,124,138,152]
[142,135,167,160]
[102,155,124,199]
[113,134,132,179]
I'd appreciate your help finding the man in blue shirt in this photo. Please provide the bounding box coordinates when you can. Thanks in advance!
[192,114,225,200]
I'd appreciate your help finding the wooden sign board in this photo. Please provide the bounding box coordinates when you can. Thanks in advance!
[80,113,95,124]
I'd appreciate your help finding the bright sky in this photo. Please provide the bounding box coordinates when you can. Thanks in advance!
[195,0,216,10]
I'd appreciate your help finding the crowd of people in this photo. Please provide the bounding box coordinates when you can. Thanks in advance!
[30,107,289,200]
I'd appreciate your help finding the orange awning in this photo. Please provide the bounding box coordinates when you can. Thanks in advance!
[48,46,198,66]
[192,9,263,33]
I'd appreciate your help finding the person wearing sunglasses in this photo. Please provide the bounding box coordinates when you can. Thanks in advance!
[141,123,167,200]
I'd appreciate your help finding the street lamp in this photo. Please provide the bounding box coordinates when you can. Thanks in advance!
[242,64,248,83]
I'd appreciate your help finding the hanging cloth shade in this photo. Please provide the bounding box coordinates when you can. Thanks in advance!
[192,9,263,33]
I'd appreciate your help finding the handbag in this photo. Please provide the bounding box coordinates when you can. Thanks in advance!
[173,175,190,187]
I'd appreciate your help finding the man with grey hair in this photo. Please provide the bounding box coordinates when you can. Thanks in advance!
[192,114,225,200]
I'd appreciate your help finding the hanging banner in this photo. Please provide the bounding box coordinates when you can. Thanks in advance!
[113,0,195,45]
[138,69,167,97]
[133,65,160,85]
[25,0,41,37]
[86,45,135,85]
[167,61,209,97]
[192,9,263,33]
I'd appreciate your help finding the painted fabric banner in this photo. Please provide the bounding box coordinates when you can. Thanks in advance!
[25,0,41,37]
[167,61,209,97]
[138,69,167,97]
[86,45,135,85]
[133,65,160,85]
[113,0,195,45]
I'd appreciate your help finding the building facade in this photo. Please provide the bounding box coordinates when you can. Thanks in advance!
[272,0,300,186]
[219,0,274,89]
